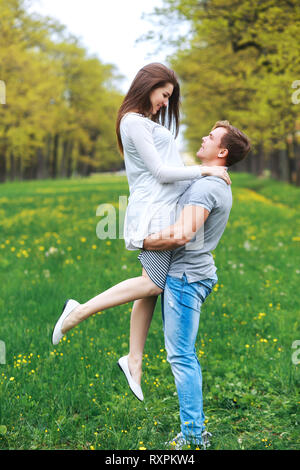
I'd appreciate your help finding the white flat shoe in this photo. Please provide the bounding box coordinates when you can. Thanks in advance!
[52,299,80,345]
[117,355,144,401]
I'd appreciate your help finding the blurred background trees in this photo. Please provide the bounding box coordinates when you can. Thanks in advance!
[1,0,300,184]
[144,0,300,185]
[0,0,124,182]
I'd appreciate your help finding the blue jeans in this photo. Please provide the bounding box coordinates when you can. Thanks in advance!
[161,273,218,443]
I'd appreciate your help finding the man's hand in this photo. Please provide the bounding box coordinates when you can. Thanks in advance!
[143,205,210,251]
[200,165,231,185]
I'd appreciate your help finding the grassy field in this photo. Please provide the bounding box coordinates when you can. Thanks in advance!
[0,172,299,450]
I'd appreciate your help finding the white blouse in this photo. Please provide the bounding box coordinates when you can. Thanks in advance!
[120,113,204,250]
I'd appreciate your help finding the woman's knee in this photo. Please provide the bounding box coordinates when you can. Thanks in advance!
[142,271,163,296]
[152,284,163,296]
[148,280,163,296]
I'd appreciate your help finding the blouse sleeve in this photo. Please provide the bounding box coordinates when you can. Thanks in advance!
[124,116,203,183]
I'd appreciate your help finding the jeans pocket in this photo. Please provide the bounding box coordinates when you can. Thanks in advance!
[196,278,216,303]
[181,290,202,312]
[198,285,211,303]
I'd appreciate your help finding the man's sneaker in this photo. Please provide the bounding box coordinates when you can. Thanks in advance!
[166,430,212,450]
[201,430,212,449]
[166,432,189,450]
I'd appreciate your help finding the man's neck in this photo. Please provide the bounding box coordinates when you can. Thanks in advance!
[200,159,226,167]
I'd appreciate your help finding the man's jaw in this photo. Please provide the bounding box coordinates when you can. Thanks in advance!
[196,145,205,160]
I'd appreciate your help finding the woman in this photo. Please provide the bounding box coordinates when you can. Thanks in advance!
[52,63,230,401]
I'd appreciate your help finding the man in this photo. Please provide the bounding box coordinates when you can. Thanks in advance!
[143,120,251,449]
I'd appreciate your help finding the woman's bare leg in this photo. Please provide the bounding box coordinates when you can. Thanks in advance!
[61,269,162,334]
[128,296,158,385]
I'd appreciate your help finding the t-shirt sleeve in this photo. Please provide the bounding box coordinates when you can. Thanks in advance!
[123,116,204,183]
[186,179,218,212]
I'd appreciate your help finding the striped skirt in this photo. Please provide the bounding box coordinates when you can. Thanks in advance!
[137,249,172,290]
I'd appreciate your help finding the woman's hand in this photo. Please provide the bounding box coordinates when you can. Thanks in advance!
[200,166,231,185]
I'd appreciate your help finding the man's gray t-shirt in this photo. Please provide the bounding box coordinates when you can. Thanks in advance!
[168,176,232,282]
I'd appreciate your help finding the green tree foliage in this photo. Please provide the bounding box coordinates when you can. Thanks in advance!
[145,0,300,183]
[0,0,124,182]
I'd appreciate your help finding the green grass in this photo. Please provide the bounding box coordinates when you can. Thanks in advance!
[0,173,299,450]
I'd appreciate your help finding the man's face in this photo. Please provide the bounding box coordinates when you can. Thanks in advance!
[196,127,228,162]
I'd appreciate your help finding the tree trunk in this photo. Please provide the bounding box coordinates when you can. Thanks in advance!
[44,134,52,179]
[293,134,300,187]
[60,138,68,178]
[9,152,15,181]
[66,140,74,178]
[36,146,46,179]
[278,148,289,182]
[286,140,296,184]
[50,133,59,178]
[0,153,6,183]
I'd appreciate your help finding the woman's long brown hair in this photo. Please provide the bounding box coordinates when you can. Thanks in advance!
[116,63,180,154]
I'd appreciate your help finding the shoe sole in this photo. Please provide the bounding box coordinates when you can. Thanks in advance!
[117,361,144,402]
[51,298,70,344]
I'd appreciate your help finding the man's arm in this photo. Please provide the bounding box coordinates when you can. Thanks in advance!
[143,205,210,251]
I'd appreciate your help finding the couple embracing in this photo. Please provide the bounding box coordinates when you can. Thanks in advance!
[52,63,251,449]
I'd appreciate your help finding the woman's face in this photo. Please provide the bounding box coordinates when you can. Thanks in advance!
[149,83,174,115]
